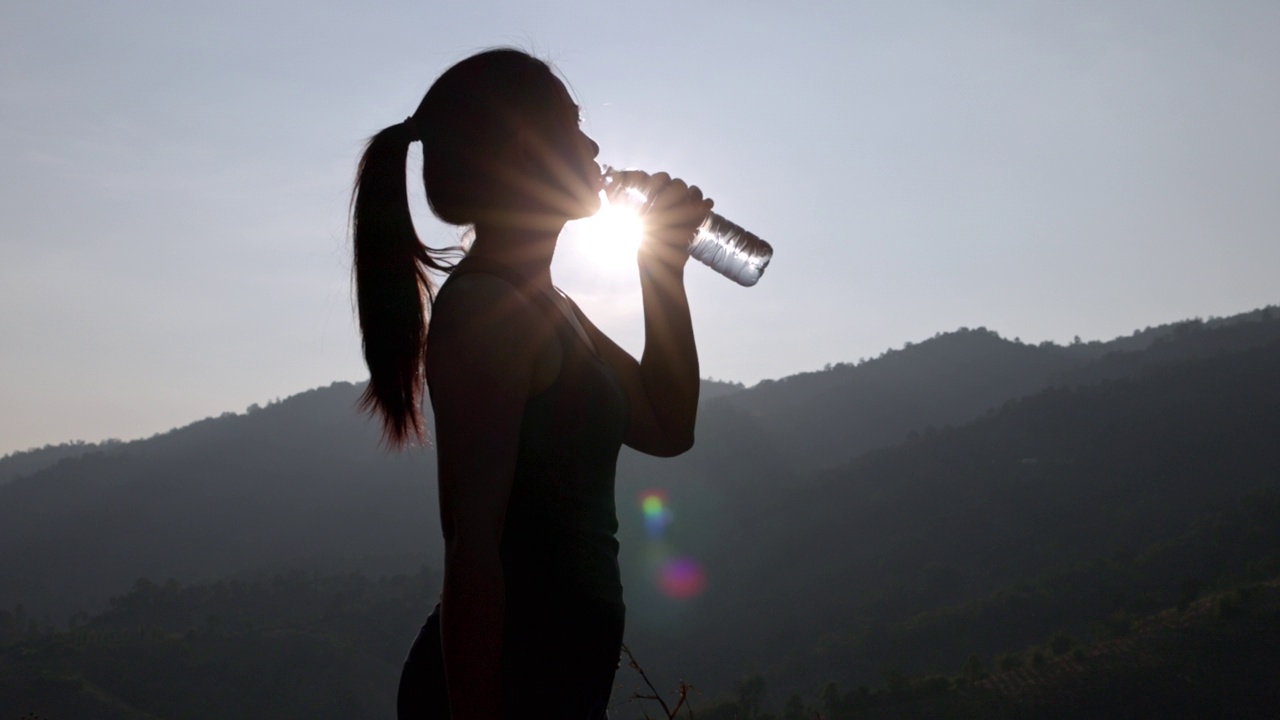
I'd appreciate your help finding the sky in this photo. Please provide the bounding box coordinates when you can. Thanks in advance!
[2,0,1278,456]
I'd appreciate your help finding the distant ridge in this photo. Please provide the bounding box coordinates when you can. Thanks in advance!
[0,439,126,485]
[715,305,1280,472]
[4,306,1272,483]
[2,304,1279,710]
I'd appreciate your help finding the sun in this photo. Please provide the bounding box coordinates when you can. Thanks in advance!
[574,193,646,268]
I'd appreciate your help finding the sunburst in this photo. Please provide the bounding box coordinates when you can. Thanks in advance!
[575,192,646,268]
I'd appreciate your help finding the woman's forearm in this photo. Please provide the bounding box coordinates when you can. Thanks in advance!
[637,255,700,452]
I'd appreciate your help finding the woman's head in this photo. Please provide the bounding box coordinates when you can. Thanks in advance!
[414,48,601,227]
[351,48,597,447]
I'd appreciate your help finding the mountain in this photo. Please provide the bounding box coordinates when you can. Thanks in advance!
[2,306,1279,717]
[0,383,439,621]
[640,334,1280,693]
[709,307,1279,473]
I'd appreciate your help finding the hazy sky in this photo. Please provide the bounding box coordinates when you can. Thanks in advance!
[2,0,1278,455]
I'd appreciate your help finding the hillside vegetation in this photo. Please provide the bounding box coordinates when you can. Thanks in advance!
[2,306,1278,718]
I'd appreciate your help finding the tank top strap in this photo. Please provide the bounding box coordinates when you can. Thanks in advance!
[442,257,608,361]
[443,256,564,331]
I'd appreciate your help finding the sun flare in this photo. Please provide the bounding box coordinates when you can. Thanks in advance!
[575,193,646,268]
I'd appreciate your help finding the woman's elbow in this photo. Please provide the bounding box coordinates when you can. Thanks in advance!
[655,431,695,457]
[627,417,695,457]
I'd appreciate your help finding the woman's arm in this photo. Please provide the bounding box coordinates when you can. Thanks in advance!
[578,173,712,457]
[425,274,554,720]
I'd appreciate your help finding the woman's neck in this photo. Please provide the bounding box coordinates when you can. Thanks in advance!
[468,223,562,289]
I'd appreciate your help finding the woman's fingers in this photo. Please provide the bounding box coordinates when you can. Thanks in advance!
[609,170,712,222]
[634,174,714,273]
[647,175,710,234]
[688,185,714,215]
[609,169,715,265]
[640,172,673,213]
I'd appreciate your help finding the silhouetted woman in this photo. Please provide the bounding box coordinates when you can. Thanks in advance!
[351,49,709,719]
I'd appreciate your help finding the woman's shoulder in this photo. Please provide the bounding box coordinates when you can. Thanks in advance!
[426,270,563,399]
[432,272,546,336]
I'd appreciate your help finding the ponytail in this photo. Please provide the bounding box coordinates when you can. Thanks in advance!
[352,49,561,447]
[351,121,457,448]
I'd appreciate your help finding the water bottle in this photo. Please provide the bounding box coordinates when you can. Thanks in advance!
[602,167,774,287]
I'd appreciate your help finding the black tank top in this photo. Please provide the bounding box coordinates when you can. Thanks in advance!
[431,257,631,611]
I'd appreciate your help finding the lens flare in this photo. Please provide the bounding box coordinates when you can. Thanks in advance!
[658,557,707,599]
[639,489,673,538]
[577,193,645,268]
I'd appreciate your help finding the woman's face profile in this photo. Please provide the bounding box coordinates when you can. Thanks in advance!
[516,76,602,223]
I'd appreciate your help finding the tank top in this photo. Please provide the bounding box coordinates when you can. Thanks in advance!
[429,257,631,612]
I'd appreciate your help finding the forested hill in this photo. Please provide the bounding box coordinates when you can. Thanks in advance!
[2,308,1277,621]
[710,305,1280,471]
[642,330,1280,693]
[0,378,747,486]
[2,305,1280,718]
[3,306,1272,484]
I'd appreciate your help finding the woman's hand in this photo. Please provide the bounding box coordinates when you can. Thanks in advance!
[612,170,714,273]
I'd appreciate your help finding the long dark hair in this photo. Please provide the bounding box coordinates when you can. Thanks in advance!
[351,49,562,447]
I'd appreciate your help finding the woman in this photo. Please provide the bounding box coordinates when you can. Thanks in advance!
[351,49,710,719]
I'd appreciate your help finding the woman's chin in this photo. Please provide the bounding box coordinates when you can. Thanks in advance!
[561,193,602,221]
[532,183,601,223]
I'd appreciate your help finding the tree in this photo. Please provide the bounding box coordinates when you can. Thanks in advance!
[821,682,842,720]
[782,693,806,720]
[1049,634,1075,657]
[960,654,986,683]
[883,667,910,695]
[737,674,767,720]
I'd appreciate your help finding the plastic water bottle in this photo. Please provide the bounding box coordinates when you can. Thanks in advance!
[602,167,774,287]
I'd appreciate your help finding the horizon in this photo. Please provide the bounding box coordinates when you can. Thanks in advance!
[3,302,1271,457]
[4,0,1279,455]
